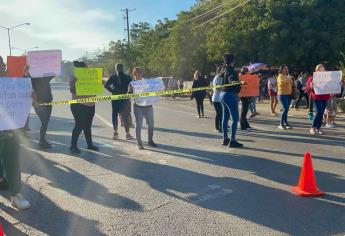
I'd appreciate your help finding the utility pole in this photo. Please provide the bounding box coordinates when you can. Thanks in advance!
[121,8,136,49]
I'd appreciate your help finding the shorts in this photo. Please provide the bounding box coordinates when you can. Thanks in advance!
[326,98,337,115]
[268,89,277,97]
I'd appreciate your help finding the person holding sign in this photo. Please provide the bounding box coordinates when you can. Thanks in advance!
[128,67,161,150]
[30,70,54,149]
[0,55,31,210]
[104,64,133,140]
[305,64,331,135]
[219,54,243,148]
[238,67,254,131]
[277,65,293,130]
[69,61,99,154]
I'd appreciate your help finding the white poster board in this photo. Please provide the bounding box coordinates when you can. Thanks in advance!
[0,77,33,131]
[313,71,342,95]
[27,50,62,78]
[131,78,164,106]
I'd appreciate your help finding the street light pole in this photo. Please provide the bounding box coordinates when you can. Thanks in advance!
[8,29,12,56]
[0,23,31,56]
[11,46,38,56]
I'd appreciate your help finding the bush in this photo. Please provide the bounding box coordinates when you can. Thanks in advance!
[338,100,345,112]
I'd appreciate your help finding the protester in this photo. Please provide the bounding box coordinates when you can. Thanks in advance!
[295,72,309,109]
[191,70,208,118]
[212,67,223,133]
[128,67,157,150]
[325,95,337,128]
[277,64,293,130]
[219,54,243,148]
[305,64,330,135]
[268,72,278,116]
[168,77,178,99]
[306,71,315,120]
[249,97,259,118]
[30,70,54,149]
[0,55,31,210]
[104,64,133,140]
[69,61,99,154]
[239,67,253,131]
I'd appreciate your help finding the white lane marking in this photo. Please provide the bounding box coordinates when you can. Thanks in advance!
[95,113,113,128]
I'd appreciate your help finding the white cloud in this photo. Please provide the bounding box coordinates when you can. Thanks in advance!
[0,0,123,61]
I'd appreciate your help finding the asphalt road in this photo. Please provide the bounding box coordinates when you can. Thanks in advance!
[1,82,345,236]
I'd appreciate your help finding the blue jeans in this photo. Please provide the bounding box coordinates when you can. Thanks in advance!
[219,92,239,141]
[249,97,257,114]
[134,105,154,145]
[312,100,327,129]
[278,95,291,126]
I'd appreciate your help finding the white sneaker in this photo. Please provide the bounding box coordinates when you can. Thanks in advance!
[310,128,316,135]
[318,129,324,135]
[278,125,286,130]
[11,193,31,210]
[325,123,333,128]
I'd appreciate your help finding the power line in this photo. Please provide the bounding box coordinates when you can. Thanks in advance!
[192,0,252,30]
[186,0,239,23]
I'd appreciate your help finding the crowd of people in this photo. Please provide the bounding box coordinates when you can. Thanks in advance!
[0,52,344,212]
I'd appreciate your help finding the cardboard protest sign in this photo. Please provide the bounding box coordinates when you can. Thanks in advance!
[239,74,260,97]
[0,77,32,131]
[313,71,342,95]
[6,56,26,77]
[75,67,103,96]
[27,50,62,78]
[131,78,164,106]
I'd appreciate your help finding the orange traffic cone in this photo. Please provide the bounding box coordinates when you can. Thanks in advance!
[292,152,325,197]
[0,224,4,236]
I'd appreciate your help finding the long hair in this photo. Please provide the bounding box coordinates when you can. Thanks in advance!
[278,64,288,74]
[315,64,325,72]
[193,70,201,80]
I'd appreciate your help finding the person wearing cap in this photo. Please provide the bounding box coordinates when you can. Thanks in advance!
[0,55,31,210]
[219,54,243,148]
[104,64,134,140]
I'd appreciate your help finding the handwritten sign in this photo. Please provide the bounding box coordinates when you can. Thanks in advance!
[131,78,164,106]
[27,50,62,78]
[239,74,260,97]
[6,56,26,77]
[313,71,342,95]
[75,67,103,96]
[0,77,32,131]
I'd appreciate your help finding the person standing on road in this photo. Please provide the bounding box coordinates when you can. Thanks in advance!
[128,67,158,150]
[168,77,178,99]
[69,61,99,154]
[191,70,207,118]
[239,67,253,131]
[219,54,243,148]
[0,55,31,210]
[277,64,293,130]
[30,71,54,149]
[212,67,223,133]
[295,72,309,109]
[268,72,278,116]
[104,64,134,140]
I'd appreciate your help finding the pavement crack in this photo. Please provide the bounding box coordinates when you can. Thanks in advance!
[142,201,173,212]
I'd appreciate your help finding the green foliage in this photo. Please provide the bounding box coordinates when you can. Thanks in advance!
[86,0,345,79]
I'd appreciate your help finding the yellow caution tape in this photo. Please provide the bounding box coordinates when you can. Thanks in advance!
[40,82,241,105]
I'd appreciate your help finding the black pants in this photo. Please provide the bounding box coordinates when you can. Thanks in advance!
[240,97,251,130]
[195,96,205,116]
[112,100,131,133]
[295,91,309,108]
[213,102,223,131]
[309,96,314,112]
[33,104,52,142]
[70,104,95,147]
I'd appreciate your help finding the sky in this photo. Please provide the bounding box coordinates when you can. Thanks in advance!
[0,0,196,62]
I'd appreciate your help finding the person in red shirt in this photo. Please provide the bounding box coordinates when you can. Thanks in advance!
[305,64,330,135]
